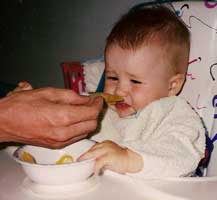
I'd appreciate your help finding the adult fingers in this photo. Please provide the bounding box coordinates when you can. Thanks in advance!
[43,134,89,149]
[18,81,33,90]
[50,120,98,142]
[35,87,91,105]
[17,134,88,149]
[52,97,103,125]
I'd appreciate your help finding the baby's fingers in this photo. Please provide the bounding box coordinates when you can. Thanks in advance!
[77,147,106,162]
[94,155,113,175]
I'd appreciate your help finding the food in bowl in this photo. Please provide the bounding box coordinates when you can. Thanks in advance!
[13,139,96,185]
[19,152,74,165]
[56,154,74,164]
[20,151,36,164]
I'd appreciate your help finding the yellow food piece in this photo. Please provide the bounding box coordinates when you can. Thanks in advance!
[20,151,36,164]
[56,154,74,164]
[91,93,123,104]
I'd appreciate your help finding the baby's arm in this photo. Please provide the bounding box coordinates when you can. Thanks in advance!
[122,125,205,178]
[7,81,33,96]
[78,140,143,175]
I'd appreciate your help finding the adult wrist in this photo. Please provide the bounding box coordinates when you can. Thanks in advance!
[0,97,14,142]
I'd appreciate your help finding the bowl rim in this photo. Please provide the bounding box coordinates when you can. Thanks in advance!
[13,144,95,168]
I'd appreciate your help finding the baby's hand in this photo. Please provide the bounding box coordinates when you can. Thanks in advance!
[7,81,33,96]
[78,140,143,175]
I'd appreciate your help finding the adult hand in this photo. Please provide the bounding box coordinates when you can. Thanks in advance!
[0,87,103,148]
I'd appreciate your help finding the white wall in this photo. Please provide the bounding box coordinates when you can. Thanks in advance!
[1,0,148,88]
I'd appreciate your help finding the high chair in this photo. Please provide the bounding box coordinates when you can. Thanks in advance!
[61,0,217,179]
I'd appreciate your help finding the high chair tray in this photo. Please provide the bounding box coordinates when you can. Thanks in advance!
[0,148,216,200]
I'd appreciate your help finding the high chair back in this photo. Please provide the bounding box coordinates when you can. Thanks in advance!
[61,1,217,178]
[61,62,86,94]
[171,1,217,177]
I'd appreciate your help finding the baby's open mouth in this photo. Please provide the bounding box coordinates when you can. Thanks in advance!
[115,102,139,118]
[115,102,131,109]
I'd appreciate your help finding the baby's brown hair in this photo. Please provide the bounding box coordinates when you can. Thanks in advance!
[105,5,190,75]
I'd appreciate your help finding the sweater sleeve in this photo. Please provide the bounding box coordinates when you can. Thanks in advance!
[125,126,204,178]
[122,98,205,178]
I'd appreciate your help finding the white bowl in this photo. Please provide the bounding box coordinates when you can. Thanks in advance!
[13,139,95,185]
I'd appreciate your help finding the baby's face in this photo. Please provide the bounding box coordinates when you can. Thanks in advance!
[104,44,173,118]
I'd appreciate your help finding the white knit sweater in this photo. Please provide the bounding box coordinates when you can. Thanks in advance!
[91,96,205,178]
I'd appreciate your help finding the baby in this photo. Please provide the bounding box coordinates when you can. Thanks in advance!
[79,5,205,178]
[12,5,205,178]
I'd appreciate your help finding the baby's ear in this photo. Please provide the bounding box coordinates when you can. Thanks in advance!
[168,73,186,96]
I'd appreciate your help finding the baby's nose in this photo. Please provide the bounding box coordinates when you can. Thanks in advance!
[115,83,128,97]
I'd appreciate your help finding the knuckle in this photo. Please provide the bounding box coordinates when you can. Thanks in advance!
[50,143,65,149]
[85,120,97,132]
[43,87,55,94]
[50,130,68,142]
[88,109,98,119]
[90,120,98,129]
[55,134,68,142]
[39,87,55,95]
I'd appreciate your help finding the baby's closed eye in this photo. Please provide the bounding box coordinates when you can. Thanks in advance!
[106,76,118,81]
[131,79,142,84]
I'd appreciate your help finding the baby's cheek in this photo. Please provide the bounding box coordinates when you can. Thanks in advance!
[131,89,148,109]
[103,83,115,94]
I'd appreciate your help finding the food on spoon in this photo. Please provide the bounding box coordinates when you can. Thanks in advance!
[20,151,36,164]
[56,154,74,164]
[91,93,123,104]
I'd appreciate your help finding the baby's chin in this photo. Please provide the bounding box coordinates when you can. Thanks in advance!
[113,107,137,118]
[117,110,138,118]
